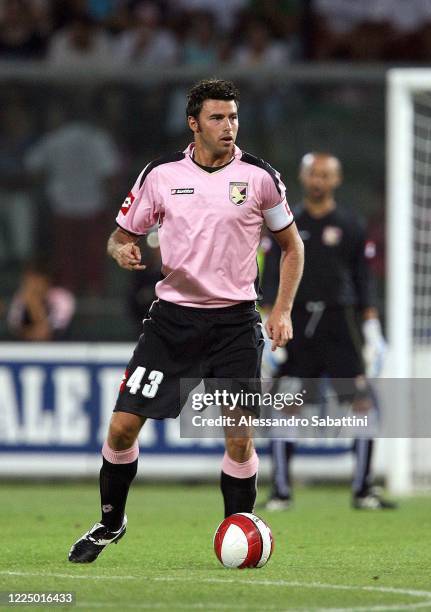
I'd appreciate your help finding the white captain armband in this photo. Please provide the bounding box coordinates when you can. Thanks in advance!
[263,200,294,232]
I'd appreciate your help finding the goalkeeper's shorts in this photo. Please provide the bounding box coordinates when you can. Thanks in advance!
[280,304,364,379]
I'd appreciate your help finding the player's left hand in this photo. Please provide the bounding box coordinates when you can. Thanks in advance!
[265,307,293,351]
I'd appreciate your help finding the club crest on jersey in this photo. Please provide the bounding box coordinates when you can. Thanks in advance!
[229,182,248,206]
[322,226,343,246]
[121,192,135,215]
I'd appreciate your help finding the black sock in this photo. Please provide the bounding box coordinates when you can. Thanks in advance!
[271,440,295,499]
[99,457,138,530]
[352,439,373,497]
[220,471,257,518]
[283,441,295,498]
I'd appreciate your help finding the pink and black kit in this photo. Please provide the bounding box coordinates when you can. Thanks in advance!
[114,143,294,419]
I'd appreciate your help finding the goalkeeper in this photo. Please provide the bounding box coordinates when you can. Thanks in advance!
[262,152,396,510]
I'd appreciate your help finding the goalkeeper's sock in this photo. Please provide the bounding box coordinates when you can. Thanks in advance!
[270,439,295,499]
[99,441,139,530]
[220,450,259,517]
[352,438,373,496]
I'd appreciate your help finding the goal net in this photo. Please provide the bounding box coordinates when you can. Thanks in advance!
[386,69,431,493]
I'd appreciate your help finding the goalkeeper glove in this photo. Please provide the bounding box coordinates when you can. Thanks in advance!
[362,318,387,377]
[260,312,287,378]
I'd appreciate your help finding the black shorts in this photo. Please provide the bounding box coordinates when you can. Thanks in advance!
[114,299,264,419]
[280,303,364,379]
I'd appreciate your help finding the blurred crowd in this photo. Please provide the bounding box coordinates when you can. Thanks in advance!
[1,0,431,65]
[0,0,396,340]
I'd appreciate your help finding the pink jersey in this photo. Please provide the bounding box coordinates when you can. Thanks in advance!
[116,143,293,307]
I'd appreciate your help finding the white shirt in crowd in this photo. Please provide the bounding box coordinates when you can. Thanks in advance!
[47,29,112,67]
[25,121,120,218]
[172,0,248,32]
[314,0,431,34]
[114,28,178,67]
[233,41,291,67]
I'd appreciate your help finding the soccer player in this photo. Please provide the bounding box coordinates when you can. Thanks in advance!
[263,152,395,511]
[69,79,304,562]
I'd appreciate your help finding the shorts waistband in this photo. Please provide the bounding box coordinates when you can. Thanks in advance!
[156,299,257,314]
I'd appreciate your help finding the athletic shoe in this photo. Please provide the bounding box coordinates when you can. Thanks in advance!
[265,496,292,511]
[68,515,127,563]
[353,490,397,510]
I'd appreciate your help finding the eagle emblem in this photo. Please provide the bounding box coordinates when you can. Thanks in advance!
[229,182,248,206]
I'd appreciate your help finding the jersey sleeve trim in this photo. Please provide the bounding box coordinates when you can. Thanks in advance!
[115,220,144,237]
[270,218,295,233]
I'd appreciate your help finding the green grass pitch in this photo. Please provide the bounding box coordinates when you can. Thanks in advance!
[1,482,431,611]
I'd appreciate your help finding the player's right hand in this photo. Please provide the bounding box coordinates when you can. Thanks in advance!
[114,243,146,271]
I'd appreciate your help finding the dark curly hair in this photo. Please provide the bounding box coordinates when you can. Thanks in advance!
[186,79,240,119]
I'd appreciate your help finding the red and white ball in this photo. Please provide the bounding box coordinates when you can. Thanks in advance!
[213,513,274,569]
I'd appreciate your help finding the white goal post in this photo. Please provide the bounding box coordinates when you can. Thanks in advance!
[386,69,431,494]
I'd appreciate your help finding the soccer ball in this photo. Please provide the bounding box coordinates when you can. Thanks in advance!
[213,512,274,569]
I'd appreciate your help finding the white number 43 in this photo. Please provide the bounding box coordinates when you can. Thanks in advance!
[126,367,164,398]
